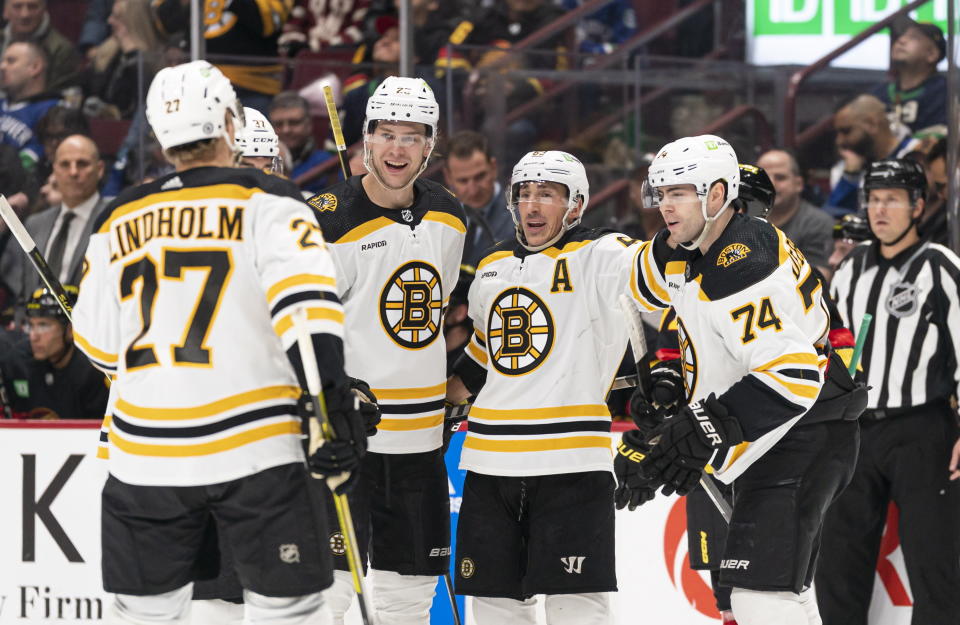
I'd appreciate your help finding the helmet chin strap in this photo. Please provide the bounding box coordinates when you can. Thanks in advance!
[680,195,732,251]
[878,218,918,248]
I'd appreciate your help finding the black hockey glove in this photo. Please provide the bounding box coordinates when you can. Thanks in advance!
[643,394,743,497]
[614,429,659,510]
[348,377,380,437]
[308,383,368,494]
[629,359,685,435]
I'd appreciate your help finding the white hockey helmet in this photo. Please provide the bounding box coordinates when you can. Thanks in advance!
[235,107,279,157]
[362,76,440,191]
[146,60,245,153]
[506,150,590,251]
[643,134,740,249]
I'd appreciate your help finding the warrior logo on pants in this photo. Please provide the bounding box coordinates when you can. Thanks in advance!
[379,261,443,349]
[486,287,554,375]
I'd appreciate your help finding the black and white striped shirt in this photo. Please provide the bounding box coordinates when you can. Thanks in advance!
[831,240,960,410]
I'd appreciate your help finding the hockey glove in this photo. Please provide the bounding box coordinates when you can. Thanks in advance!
[349,377,381,437]
[614,429,659,510]
[644,394,743,497]
[629,359,685,435]
[308,383,368,494]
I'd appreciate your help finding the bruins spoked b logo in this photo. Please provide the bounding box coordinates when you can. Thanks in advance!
[487,288,554,375]
[380,261,443,349]
[676,316,698,398]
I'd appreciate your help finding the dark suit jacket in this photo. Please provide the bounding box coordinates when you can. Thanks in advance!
[462,186,515,267]
[0,196,109,308]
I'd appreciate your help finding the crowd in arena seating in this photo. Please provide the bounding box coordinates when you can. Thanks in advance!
[0,0,954,427]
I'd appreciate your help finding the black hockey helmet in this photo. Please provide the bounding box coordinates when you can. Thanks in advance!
[732,164,776,218]
[861,158,927,204]
[833,214,871,242]
[25,285,77,324]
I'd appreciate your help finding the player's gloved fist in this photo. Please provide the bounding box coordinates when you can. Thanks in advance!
[614,429,659,510]
[629,359,684,434]
[308,383,368,493]
[349,377,380,437]
[644,394,743,497]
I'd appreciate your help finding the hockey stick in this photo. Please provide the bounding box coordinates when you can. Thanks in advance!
[849,313,873,377]
[323,85,352,179]
[617,295,732,523]
[291,309,373,625]
[0,194,73,320]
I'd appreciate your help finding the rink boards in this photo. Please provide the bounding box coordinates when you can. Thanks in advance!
[0,421,913,624]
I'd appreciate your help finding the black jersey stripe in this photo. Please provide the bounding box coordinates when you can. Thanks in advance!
[270,290,341,318]
[379,399,447,415]
[111,404,298,439]
[468,420,611,436]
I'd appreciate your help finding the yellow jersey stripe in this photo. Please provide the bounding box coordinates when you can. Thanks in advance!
[370,383,447,400]
[117,385,301,420]
[467,341,488,364]
[377,413,444,431]
[110,420,302,457]
[470,404,610,421]
[758,371,821,399]
[540,240,593,259]
[757,352,821,371]
[99,185,263,233]
[642,243,670,304]
[665,261,685,276]
[423,211,467,234]
[273,306,345,336]
[266,273,337,302]
[337,217,394,243]
[73,330,119,364]
[464,435,611,453]
[478,250,513,270]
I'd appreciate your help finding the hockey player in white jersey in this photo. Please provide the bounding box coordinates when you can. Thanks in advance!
[616,135,861,625]
[72,60,367,625]
[235,106,284,174]
[307,76,466,625]
[444,150,650,625]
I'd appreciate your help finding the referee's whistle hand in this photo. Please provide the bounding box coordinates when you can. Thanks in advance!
[949,437,960,481]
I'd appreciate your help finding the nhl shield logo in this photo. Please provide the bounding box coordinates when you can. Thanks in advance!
[716,243,751,268]
[308,193,338,212]
[279,544,300,564]
[401,209,414,223]
[885,282,919,318]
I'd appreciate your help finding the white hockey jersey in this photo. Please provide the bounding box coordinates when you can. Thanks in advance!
[633,214,830,483]
[73,168,344,486]
[309,176,466,454]
[455,228,645,477]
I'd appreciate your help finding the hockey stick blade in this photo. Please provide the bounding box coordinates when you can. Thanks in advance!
[618,294,651,393]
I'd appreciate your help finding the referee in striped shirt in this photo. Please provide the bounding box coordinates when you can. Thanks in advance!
[816,159,960,624]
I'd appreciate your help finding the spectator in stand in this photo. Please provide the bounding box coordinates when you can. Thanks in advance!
[872,18,947,135]
[561,0,636,55]
[757,148,835,278]
[268,90,333,193]
[825,94,919,216]
[82,0,164,121]
[0,41,60,172]
[618,164,664,240]
[278,0,369,55]
[76,0,113,52]
[0,285,108,419]
[920,137,949,245]
[152,0,294,113]
[443,130,514,265]
[340,14,401,146]
[0,142,37,231]
[33,104,89,189]
[0,134,106,309]
[0,0,80,91]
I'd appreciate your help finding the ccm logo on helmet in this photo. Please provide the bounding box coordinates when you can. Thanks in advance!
[690,401,723,447]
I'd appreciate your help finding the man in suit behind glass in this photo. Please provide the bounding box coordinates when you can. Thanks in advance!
[0,133,107,318]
